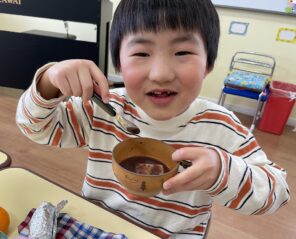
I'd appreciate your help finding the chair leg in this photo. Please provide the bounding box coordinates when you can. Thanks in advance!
[250,92,264,132]
[218,90,226,106]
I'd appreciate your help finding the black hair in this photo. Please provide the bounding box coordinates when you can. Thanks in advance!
[110,0,220,71]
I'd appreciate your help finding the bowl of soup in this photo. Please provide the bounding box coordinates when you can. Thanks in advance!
[112,137,179,197]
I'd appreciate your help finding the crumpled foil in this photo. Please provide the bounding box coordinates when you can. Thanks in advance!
[29,200,68,239]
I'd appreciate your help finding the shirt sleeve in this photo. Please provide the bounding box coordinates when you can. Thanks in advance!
[206,130,290,215]
[16,63,92,148]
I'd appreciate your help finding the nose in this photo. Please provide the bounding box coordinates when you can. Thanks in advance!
[148,57,175,83]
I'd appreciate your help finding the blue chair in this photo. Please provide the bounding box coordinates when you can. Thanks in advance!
[218,52,276,132]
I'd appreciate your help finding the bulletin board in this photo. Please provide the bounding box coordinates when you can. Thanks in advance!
[212,0,296,16]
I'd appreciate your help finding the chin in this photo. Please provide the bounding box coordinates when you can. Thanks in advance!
[148,112,177,121]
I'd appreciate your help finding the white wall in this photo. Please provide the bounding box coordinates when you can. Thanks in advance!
[0,13,97,42]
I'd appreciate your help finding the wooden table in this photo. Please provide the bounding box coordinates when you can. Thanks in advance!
[0,167,160,239]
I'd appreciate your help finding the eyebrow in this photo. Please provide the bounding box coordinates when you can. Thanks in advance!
[171,34,199,45]
[126,37,153,47]
[126,33,199,47]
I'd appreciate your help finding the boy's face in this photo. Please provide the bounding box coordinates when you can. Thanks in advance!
[119,30,210,120]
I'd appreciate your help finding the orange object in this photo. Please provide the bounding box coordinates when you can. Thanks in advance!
[0,207,10,234]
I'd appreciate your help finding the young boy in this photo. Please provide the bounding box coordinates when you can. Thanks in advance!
[16,0,290,238]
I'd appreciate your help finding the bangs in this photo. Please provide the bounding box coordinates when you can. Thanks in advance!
[119,1,199,34]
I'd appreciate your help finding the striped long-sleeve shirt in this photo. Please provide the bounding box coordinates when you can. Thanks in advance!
[16,65,290,239]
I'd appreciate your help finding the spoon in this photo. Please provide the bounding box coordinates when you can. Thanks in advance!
[92,92,140,134]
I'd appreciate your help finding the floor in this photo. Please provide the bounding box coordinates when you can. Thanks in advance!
[0,95,295,239]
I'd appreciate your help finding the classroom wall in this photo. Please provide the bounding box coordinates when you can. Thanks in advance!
[0,1,295,125]
[203,7,296,123]
[107,2,296,124]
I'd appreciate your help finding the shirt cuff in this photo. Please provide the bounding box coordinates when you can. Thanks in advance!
[31,62,66,108]
[205,147,230,197]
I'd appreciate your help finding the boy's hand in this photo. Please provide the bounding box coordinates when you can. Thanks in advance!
[37,59,109,102]
[162,147,221,195]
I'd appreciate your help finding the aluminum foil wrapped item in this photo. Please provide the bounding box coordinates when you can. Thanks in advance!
[29,200,68,239]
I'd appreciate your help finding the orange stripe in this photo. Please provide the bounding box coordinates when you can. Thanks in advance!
[193,112,248,135]
[110,93,125,104]
[110,94,140,118]
[86,176,211,216]
[254,167,276,215]
[21,91,42,123]
[228,175,252,209]
[89,151,112,161]
[193,225,206,233]
[66,102,86,147]
[234,139,259,157]
[93,119,130,141]
[18,123,34,134]
[124,104,140,118]
[209,151,229,196]
[169,143,203,150]
[22,105,41,124]
[83,101,93,124]
[51,127,63,146]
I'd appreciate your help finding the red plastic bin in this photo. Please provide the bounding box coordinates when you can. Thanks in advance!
[259,81,296,135]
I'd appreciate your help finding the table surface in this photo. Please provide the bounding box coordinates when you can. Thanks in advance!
[0,167,160,239]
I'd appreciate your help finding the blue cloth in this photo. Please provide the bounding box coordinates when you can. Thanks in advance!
[18,209,128,239]
[224,70,270,92]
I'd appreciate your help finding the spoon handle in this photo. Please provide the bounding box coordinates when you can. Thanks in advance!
[92,92,116,117]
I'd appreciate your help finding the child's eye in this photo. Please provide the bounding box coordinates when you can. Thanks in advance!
[175,51,192,56]
[132,52,149,57]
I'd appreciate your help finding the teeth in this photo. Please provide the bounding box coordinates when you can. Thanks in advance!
[151,91,173,96]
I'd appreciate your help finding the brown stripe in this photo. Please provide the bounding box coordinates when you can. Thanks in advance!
[228,174,252,209]
[51,127,63,146]
[234,139,259,157]
[192,111,248,135]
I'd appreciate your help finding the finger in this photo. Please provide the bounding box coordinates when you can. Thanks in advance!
[163,165,203,191]
[88,61,109,103]
[66,70,82,97]
[55,75,72,96]
[172,147,205,162]
[78,66,93,101]
[163,177,209,195]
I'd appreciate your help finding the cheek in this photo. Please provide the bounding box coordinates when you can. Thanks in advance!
[120,65,145,95]
[180,66,205,90]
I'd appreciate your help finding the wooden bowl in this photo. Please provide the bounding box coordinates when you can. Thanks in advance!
[0,151,11,170]
[112,138,178,197]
